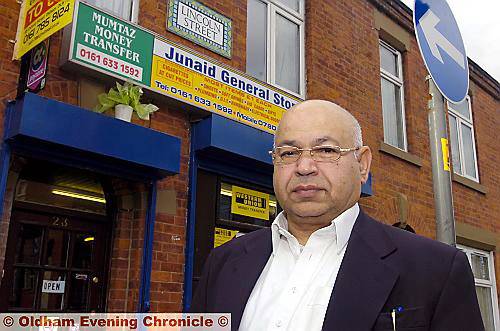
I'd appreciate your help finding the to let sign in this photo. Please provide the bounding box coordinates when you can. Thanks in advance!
[14,0,75,59]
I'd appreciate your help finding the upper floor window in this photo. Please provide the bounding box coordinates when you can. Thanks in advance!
[447,96,479,181]
[84,0,139,22]
[379,40,407,151]
[246,0,305,96]
[457,245,500,331]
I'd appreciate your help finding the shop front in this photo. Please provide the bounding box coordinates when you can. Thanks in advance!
[0,94,181,312]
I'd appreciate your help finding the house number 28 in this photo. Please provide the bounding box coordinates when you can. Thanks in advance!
[52,216,69,227]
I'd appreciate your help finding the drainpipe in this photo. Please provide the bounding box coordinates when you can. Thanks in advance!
[138,180,157,312]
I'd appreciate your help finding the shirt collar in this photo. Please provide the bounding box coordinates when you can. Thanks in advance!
[271,203,359,255]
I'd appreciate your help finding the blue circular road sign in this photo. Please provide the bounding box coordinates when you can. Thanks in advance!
[414,0,469,103]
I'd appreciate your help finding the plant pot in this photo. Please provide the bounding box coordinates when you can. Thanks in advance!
[115,104,133,122]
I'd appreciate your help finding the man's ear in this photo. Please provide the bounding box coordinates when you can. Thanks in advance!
[357,146,372,183]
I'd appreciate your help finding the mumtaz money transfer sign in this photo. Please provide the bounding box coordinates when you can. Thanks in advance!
[66,2,299,134]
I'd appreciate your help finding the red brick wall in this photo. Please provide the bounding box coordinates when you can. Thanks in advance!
[0,0,498,312]
[0,0,249,313]
[306,0,499,302]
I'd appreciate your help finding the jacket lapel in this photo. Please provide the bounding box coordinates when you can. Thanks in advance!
[217,229,272,330]
[322,210,399,331]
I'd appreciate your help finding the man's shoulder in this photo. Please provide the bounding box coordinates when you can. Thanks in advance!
[210,227,271,259]
[361,212,459,259]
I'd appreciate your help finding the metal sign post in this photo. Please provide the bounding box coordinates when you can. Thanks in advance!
[414,0,469,245]
[427,77,455,246]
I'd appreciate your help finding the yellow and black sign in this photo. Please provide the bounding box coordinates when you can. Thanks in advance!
[214,227,239,248]
[231,186,269,220]
[441,138,450,171]
[14,0,75,59]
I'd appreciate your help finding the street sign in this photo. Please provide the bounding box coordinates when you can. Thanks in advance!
[414,0,469,103]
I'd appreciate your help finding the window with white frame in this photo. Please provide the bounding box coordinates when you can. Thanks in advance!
[84,0,139,21]
[447,96,479,181]
[379,40,407,151]
[458,245,500,331]
[246,0,305,96]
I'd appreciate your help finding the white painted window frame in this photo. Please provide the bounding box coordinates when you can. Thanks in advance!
[447,96,479,182]
[83,0,140,22]
[379,39,408,152]
[249,0,306,98]
[130,0,140,23]
[457,244,500,331]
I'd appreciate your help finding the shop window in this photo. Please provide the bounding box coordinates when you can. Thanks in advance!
[192,171,279,297]
[246,0,305,96]
[217,182,278,233]
[84,0,139,22]
[15,163,107,215]
[379,40,407,151]
[447,96,479,182]
[457,245,500,331]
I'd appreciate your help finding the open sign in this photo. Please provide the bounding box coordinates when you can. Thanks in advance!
[42,280,65,294]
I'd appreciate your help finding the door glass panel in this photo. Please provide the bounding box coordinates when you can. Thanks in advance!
[68,273,89,310]
[43,229,69,267]
[72,233,94,269]
[10,268,38,309]
[16,224,43,264]
[40,271,66,311]
[15,162,107,215]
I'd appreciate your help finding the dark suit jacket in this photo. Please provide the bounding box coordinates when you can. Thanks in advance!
[191,209,484,331]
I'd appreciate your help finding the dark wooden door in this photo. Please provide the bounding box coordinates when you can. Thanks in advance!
[0,205,110,312]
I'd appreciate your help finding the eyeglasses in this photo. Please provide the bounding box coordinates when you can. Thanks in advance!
[269,145,360,164]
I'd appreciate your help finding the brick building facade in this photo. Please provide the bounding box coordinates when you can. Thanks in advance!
[0,0,498,328]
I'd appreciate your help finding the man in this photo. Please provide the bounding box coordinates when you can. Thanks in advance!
[191,100,484,331]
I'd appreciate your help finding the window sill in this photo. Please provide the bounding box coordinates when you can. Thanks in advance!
[379,142,422,167]
[452,173,487,194]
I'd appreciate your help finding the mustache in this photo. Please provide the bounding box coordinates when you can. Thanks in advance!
[290,179,326,191]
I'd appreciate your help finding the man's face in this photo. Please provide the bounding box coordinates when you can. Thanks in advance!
[273,101,371,223]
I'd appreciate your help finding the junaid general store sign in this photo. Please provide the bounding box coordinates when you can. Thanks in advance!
[62,1,298,134]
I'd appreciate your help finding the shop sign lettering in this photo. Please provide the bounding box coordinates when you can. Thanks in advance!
[65,2,300,134]
[167,0,232,58]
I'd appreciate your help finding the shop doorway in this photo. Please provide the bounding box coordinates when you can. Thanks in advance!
[192,170,279,294]
[0,162,112,312]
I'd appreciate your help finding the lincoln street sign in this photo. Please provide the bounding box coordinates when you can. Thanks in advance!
[414,0,469,103]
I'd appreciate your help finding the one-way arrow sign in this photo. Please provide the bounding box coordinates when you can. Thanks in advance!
[414,0,469,103]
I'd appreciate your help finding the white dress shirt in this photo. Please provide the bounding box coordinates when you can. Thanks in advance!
[239,203,359,331]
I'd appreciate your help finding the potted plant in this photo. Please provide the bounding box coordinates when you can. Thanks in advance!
[95,81,159,122]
